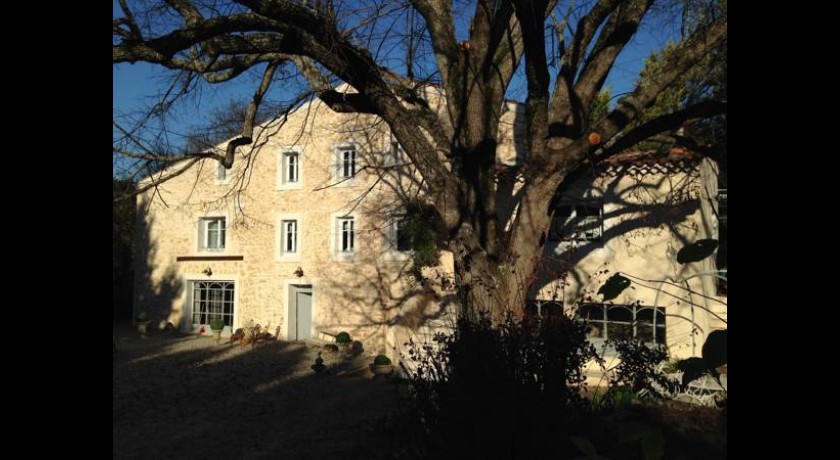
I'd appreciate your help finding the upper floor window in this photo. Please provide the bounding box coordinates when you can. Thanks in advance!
[395,216,412,252]
[331,213,358,261]
[386,134,405,166]
[285,152,299,184]
[548,202,602,242]
[384,214,412,257]
[276,214,301,261]
[216,162,227,181]
[339,217,355,253]
[282,219,298,255]
[199,217,226,252]
[335,146,357,181]
[277,148,303,190]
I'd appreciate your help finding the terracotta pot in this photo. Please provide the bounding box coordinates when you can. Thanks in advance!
[211,329,223,343]
[370,364,394,377]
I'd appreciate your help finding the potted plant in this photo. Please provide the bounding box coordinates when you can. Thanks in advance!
[370,354,394,377]
[135,311,150,338]
[209,317,225,343]
[335,331,351,353]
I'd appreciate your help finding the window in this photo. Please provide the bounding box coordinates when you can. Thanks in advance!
[386,134,405,166]
[277,148,303,189]
[284,152,299,184]
[578,304,666,345]
[336,146,357,180]
[383,215,412,260]
[216,162,227,181]
[276,215,302,260]
[286,152,299,183]
[199,217,226,251]
[548,203,602,241]
[339,217,355,253]
[395,217,412,252]
[190,281,235,329]
[716,188,727,295]
[281,219,298,255]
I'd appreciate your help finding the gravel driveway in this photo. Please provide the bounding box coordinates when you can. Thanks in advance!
[113,323,404,460]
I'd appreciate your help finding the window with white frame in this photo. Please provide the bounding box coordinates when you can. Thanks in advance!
[338,216,355,253]
[578,303,666,345]
[336,146,357,181]
[190,280,235,329]
[548,202,602,242]
[281,219,298,255]
[395,216,412,252]
[282,151,300,185]
[199,217,226,251]
[386,133,405,166]
[216,162,228,182]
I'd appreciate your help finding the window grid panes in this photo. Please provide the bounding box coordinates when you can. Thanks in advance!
[339,217,355,252]
[340,148,357,179]
[203,218,226,251]
[285,152,299,183]
[578,303,666,345]
[283,220,297,254]
[191,281,234,327]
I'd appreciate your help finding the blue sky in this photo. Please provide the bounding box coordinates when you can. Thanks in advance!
[114,1,681,158]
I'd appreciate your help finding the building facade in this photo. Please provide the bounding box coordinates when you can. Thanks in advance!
[134,90,726,361]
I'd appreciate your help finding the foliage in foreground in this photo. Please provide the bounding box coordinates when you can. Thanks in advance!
[400,311,599,459]
[393,311,726,460]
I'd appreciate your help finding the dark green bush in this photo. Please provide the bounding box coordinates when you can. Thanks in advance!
[135,311,150,323]
[373,354,391,365]
[403,310,600,459]
[335,331,351,344]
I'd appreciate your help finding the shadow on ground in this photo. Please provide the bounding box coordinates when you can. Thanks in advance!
[113,322,404,460]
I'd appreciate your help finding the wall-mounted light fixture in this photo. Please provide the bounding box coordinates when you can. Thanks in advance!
[202,266,213,277]
[293,267,304,278]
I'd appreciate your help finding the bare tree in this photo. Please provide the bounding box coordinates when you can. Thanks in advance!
[113,0,726,319]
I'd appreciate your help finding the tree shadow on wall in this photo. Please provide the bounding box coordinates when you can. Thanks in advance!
[130,195,184,330]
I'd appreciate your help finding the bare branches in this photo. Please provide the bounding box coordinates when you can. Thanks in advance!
[164,0,203,25]
[600,17,725,136]
[113,13,281,63]
[596,99,726,160]
[222,59,281,168]
[573,0,653,113]
[410,0,459,106]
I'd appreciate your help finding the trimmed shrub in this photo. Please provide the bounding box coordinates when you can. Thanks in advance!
[209,317,225,331]
[335,331,351,344]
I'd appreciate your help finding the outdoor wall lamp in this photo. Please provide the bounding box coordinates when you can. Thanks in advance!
[203,266,213,276]
[294,267,304,278]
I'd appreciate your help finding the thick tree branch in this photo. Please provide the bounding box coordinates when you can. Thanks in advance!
[165,0,204,25]
[599,18,726,135]
[113,13,282,63]
[548,0,621,137]
[574,0,653,112]
[512,0,551,165]
[410,0,458,86]
[596,99,727,161]
[223,59,281,168]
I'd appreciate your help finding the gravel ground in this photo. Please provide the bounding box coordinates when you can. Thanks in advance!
[113,323,404,460]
